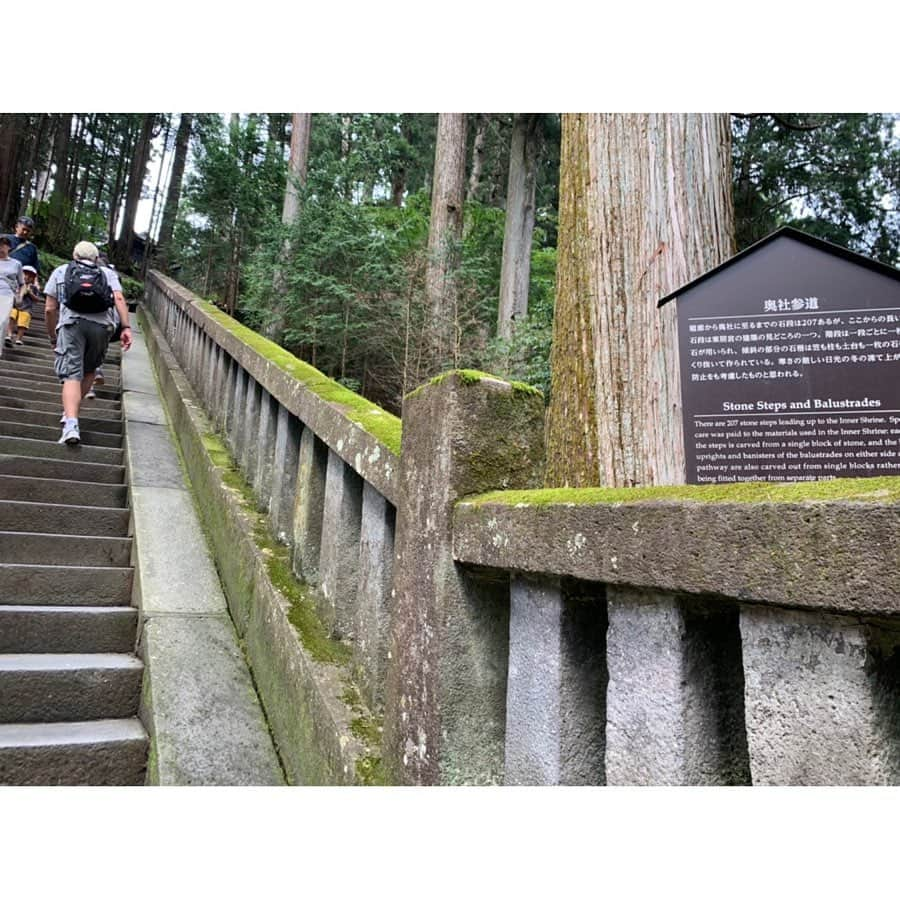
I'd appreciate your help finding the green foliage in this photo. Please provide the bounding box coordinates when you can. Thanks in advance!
[732,113,900,263]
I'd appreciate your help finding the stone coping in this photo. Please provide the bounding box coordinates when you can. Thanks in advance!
[453,490,900,617]
[146,272,400,506]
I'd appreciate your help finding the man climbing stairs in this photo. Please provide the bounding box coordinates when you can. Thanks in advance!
[0,298,148,785]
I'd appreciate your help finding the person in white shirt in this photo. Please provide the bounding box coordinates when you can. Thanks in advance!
[0,235,24,358]
[43,241,132,445]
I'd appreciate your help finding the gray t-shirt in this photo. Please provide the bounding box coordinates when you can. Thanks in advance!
[0,257,23,297]
[44,261,123,327]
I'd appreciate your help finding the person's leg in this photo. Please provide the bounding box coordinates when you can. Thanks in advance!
[61,379,83,420]
[6,311,15,344]
[55,321,87,444]
[15,309,30,343]
[82,371,97,401]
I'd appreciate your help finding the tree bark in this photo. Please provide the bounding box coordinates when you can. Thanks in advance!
[114,114,155,268]
[545,113,735,489]
[0,114,27,226]
[466,113,488,203]
[157,113,193,269]
[425,113,468,366]
[497,114,543,341]
[107,118,132,248]
[264,113,312,341]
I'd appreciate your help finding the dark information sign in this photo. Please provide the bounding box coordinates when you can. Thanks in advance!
[672,230,900,484]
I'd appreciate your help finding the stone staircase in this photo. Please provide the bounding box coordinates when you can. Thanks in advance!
[0,299,148,784]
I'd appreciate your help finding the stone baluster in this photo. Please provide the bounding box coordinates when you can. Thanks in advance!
[254,393,278,512]
[268,405,302,545]
[354,483,395,711]
[229,368,247,460]
[317,449,363,639]
[292,426,328,584]
[605,588,750,785]
[242,378,262,480]
[740,606,900,785]
[504,575,606,785]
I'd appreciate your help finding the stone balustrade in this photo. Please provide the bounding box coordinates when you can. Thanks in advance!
[142,272,900,787]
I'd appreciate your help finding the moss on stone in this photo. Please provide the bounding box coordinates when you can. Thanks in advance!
[408,368,543,401]
[355,755,388,786]
[196,300,402,454]
[462,476,900,508]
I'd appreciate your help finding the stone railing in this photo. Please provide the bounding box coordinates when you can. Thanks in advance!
[143,271,900,786]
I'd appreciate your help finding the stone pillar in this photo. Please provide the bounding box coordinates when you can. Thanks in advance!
[228,368,247,460]
[222,355,236,433]
[383,372,545,785]
[255,392,278,511]
[318,449,363,639]
[740,606,900,785]
[292,426,328,585]
[210,346,226,429]
[242,378,262,479]
[268,405,301,545]
[504,575,606,785]
[354,483,395,711]
[605,588,750,785]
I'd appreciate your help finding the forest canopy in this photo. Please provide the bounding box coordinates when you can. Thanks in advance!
[0,112,897,412]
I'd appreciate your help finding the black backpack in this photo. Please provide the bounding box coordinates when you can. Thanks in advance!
[62,260,113,313]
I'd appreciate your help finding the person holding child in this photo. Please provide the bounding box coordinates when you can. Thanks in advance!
[6,264,41,347]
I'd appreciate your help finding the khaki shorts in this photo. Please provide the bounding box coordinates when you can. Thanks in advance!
[54,318,112,382]
[10,308,31,329]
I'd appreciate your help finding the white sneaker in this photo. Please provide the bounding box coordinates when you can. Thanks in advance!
[85,389,96,400]
[14,339,23,345]
[94,369,105,386]
[59,421,80,445]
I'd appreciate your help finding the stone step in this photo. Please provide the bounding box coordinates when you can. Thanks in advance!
[0,453,125,484]
[0,434,123,466]
[0,531,132,567]
[0,355,121,380]
[0,500,130,537]
[0,564,133,606]
[0,718,148,785]
[0,382,121,411]
[0,370,121,400]
[0,653,144,723]
[0,394,122,419]
[0,405,122,434]
[0,474,128,508]
[0,606,137,653]
[0,417,122,448]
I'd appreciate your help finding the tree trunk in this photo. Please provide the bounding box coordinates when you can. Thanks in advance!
[545,113,735,489]
[497,114,543,341]
[157,113,193,269]
[107,119,132,248]
[19,113,48,215]
[114,114,155,268]
[264,113,312,342]
[0,114,27,226]
[424,113,467,366]
[466,113,488,203]
[93,115,112,212]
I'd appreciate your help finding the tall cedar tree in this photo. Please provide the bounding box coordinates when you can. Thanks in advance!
[545,113,734,488]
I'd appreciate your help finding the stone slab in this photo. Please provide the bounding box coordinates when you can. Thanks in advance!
[125,420,187,490]
[122,391,169,427]
[140,615,284,785]
[129,485,228,617]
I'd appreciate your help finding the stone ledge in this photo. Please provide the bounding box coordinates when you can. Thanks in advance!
[453,495,900,616]
[140,306,382,785]
[123,319,284,786]
[147,272,399,505]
